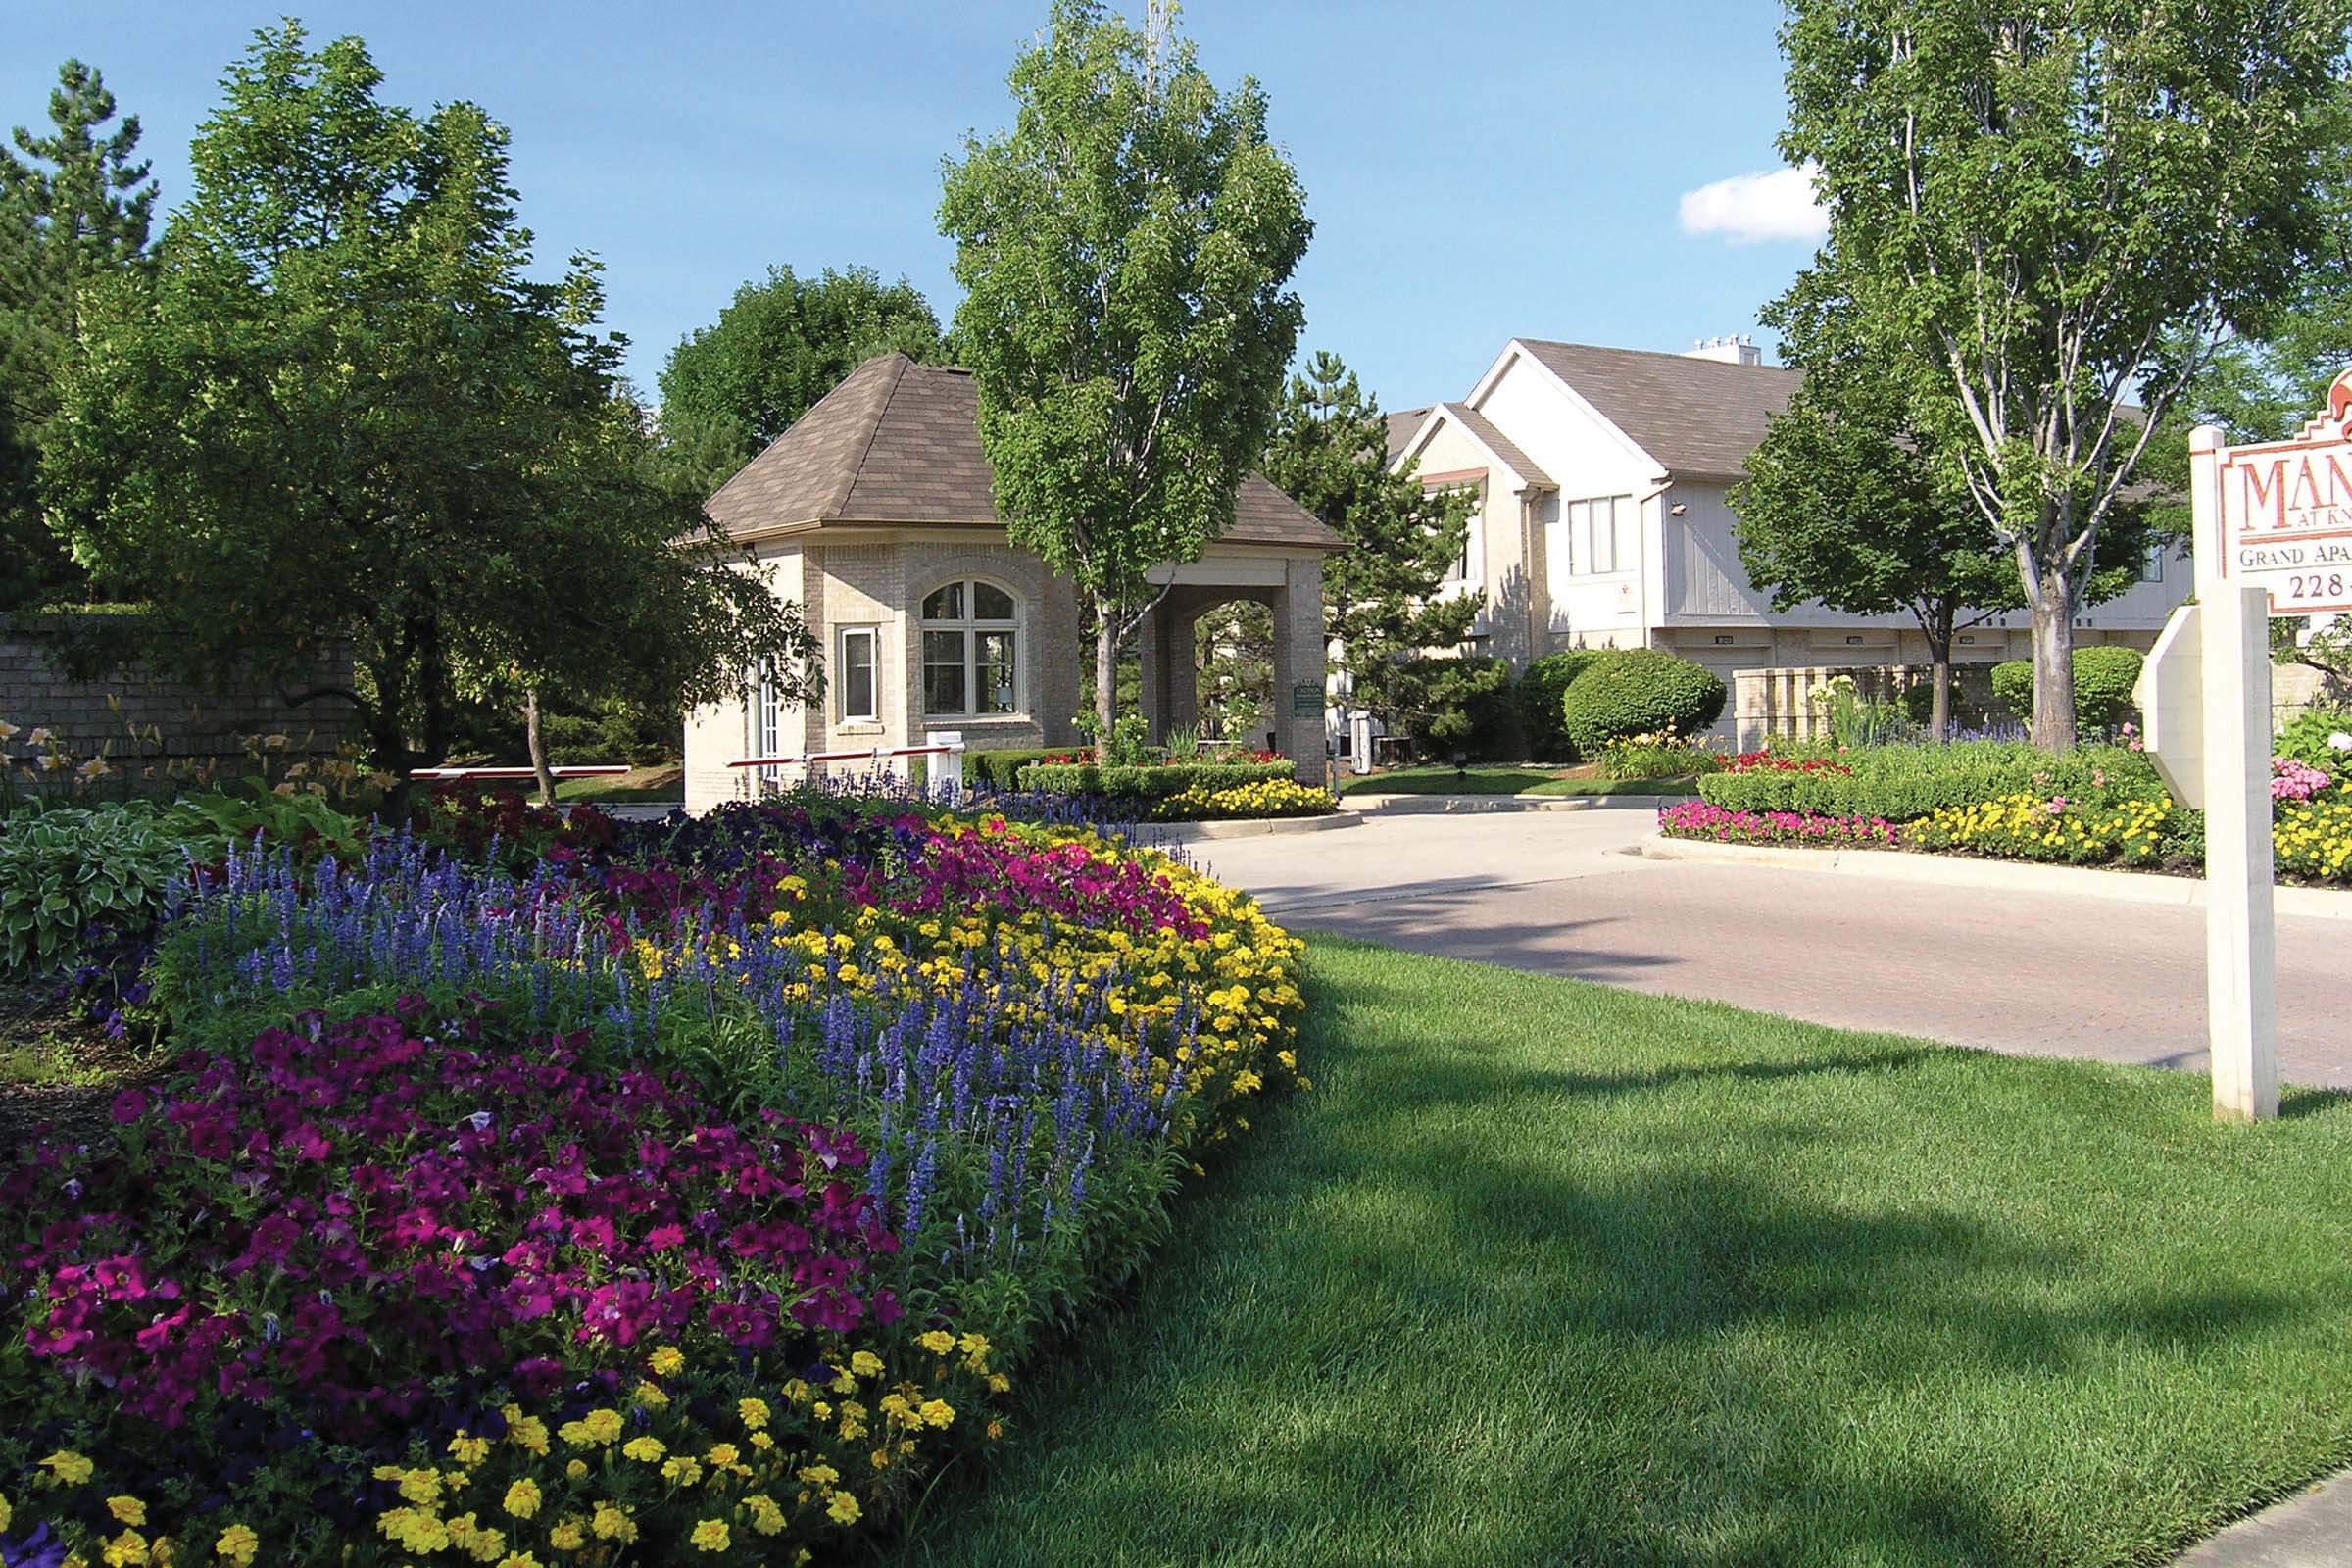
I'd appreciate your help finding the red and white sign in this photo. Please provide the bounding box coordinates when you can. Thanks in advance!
[2210,367,2352,615]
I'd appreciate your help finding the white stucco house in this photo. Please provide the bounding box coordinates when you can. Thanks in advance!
[1367,336,2189,746]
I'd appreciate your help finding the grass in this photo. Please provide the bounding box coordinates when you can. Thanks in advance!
[889,936,2352,1568]
[1339,762,1699,797]
[553,761,682,803]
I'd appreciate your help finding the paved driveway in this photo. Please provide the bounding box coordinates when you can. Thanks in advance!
[1175,809,2352,1090]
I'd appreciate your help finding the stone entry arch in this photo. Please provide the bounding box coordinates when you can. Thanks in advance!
[1133,550,1327,782]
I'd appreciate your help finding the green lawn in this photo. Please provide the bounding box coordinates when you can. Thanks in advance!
[888,936,2352,1568]
[553,762,682,803]
[1339,763,1698,797]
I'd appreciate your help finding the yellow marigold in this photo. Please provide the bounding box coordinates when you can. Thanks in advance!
[496,1555,544,1568]
[564,1459,587,1480]
[547,1519,586,1551]
[690,1519,730,1552]
[956,1332,991,1357]
[634,1380,670,1409]
[40,1450,95,1486]
[448,1432,491,1466]
[591,1504,637,1544]
[505,1414,551,1456]
[213,1524,258,1565]
[919,1399,956,1429]
[662,1457,704,1487]
[102,1531,149,1567]
[648,1346,686,1377]
[797,1463,840,1487]
[707,1443,741,1468]
[737,1396,771,1430]
[622,1434,666,1462]
[916,1330,956,1355]
[504,1479,542,1520]
[0,1492,12,1534]
[107,1497,147,1527]
[397,1470,443,1506]
[744,1494,787,1536]
[582,1408,623,1444]
[826,1492,861,1526]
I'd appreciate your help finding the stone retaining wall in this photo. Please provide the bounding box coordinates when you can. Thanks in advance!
[0,613,355,772]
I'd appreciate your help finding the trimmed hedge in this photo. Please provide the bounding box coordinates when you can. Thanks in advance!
[1696,741,2164,822]
[1560,650,1727,759]
[1991,647,2147,728]
[1019,759,1298,799]
[1519,650,1608,761]
[967,747,1079,792]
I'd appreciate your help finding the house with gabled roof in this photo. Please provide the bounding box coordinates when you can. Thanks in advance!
[1384,336,2189,736]
[683,353,1342,810]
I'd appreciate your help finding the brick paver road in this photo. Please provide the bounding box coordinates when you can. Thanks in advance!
[1173,809,2352,1090]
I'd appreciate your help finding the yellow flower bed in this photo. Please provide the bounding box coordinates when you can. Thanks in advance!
[1909,792,2178,867]
[1154,778,1339,821]
[2276,796,2352,883]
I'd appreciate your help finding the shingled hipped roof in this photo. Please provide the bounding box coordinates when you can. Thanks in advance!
[1516,340,1801,481]
[706,354,1342,551]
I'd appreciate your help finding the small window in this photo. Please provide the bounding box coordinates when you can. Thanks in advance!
[2141,544,2165,584]
[919,578,1020,717]
[838,626,877,722]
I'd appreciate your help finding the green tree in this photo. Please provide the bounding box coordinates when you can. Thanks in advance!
[1260,351,1477,741]
[939,0,1311,760]
[657,264,942,497]
[0,59,157,609]
[1776,0,2348,749]
[43,24,815,785]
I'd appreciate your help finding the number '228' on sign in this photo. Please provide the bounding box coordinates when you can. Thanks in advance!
[2212,367,2352,616]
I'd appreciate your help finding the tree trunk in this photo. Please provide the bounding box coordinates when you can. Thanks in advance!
[524,686,556,807]
[1920,601,1954,745]
[2029,589,2077,753]
[1094,601,1119,766]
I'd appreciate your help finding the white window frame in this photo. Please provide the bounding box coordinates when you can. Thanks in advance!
[918,578,1023,718]
[1564,494,1632,576]
[836,625,879,724]
[751,656,788,792]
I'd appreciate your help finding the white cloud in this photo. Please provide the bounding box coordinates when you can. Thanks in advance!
[1677,163,1828,245]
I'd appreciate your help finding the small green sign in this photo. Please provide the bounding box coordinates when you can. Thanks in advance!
[1291,682,1322,718]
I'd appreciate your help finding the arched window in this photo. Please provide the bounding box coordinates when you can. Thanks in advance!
[920,578,1020,716]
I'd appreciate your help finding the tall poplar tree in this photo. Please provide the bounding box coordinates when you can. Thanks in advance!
[939,0,1311,759]
[0,59,156,608]
[1776,0,2348,748]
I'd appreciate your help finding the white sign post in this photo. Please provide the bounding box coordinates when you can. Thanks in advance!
[2138,370,2352,1120]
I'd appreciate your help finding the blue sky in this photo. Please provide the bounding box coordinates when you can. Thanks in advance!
[7,0,1825,413]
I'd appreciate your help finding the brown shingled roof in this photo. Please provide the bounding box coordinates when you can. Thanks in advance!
[706,354,1341,550]
[1516,340,1800,481]
[1438,402,1552,488]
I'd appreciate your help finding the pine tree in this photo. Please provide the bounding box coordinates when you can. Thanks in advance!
[1260,351,1476,736]
[0,59,157,607]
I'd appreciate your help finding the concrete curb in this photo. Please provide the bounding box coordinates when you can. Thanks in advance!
[1637,830,2352,923]
[2169,1468,2352,1566]
[1141,812,1365,842]
[1344,793,1700,815]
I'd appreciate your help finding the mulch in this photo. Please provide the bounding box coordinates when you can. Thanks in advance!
[0,979,165,1151]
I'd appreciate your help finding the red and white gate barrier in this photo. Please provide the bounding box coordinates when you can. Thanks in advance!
[413,764,632,782]
[727,732,964,802]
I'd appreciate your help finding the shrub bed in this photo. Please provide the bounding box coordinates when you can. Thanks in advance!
[1518,651,1606,761]
[1990,647,2146,727]
[1657,801,1894,847]
[0,791,1307,1564]
[1017,759,1296,801]
[1697,741,2161,822]
[1560,651,1726,760]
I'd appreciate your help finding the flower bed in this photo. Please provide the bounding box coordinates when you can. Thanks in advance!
[1657,801,1894,847]
[1153,779,1337,821]
[1906,791,2185,868]
[1,791,1306,1564]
